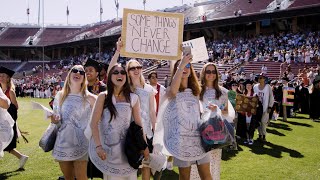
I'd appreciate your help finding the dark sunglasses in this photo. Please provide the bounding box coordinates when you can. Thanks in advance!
[205,70,217,74]
[112,70,126,75]
[71,69,85,75]
[128,66,142,71]
[232,84,238,86]
[185,63,191,68]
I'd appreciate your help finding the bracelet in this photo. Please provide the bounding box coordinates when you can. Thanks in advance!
[96,145,102,149]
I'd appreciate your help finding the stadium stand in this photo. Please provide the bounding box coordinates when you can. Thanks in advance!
[0,27,40,46]
[37,27,81,46]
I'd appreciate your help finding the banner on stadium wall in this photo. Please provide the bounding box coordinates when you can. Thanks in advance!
[121,8,184,60]
[283,87,295,106]
[182,37,209,63]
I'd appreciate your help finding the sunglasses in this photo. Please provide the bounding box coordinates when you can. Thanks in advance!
[185,63,191,68]
[128,66,142,71]
[232,84,238,86]
[71,69,85,75]
[112,70,126,75]
[205,70,217,74]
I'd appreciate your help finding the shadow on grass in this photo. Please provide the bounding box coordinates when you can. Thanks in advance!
[221,145,242,161]
[247,141,304,158]
[283,120,313,128]
[0,168,25,180]
[266,129,285,136]
[269,122,292,131]
[294,115,310,119]
[161,169,179,180]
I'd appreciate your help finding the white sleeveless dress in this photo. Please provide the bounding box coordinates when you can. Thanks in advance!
[0,87,14,158]
[89,93,138,180]
[52,94,92,161]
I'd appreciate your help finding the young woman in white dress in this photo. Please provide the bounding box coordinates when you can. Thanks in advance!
[50,65,96,180]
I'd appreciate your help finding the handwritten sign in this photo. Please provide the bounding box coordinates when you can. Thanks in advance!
[121,8,184,60]
[283,87,295,106]
[182,37,209,63]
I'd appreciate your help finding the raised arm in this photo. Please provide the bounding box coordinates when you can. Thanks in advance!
[107,37,123,75]
[166,54,193,99]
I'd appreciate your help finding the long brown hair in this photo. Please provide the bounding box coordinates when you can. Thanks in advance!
[199,63,221,101]
[171,60,201,96]
[59,65,88,106]
[104,64,132,122]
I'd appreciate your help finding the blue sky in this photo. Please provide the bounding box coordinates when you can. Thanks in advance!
[0,0,195,26]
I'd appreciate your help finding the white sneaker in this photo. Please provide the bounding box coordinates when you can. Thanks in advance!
[166,161,173,170]
[19,155,29,169]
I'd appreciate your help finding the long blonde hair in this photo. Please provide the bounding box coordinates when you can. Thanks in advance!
[126,59,145,91]
[59,65,88,106]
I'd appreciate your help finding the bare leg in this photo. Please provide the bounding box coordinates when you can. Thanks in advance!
[197,163,212,180]
[178,166,191,180]
[9,149,24,159]
[141,167,151,180]
[59,161,74,180]
[74,161,88,180]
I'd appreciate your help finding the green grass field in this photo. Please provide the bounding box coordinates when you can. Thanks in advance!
[1,97,320,180]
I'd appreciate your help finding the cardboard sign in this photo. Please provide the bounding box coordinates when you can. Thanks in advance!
[121,8,184,60]
[283,87,295,106]
[235,94,259,115]
[182,37,209,63]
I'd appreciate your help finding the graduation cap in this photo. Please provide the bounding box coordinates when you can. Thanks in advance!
[99,62,109,71]
[0,66,15,78]
[84,58,101,72]
[313,75,320,85]
[244,79,254,86]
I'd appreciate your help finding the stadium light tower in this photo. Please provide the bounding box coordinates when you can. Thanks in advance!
[42,0,45,80]
[26,0,30,24]
[99,0,103,62]
[66,1,70,25]
[115,0,119,21]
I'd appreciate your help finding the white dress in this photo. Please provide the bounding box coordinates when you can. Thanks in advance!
[52,93,92,161]
[89,94,138,180]
[154,89,207,161]
[134,84,155,139]
[0,88,14,158]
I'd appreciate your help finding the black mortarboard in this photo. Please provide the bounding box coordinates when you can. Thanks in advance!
[0,66,15,77]
[99,62,109,71]
[282,77,289,82]
[313,75,320,85]
[84,58,102,72]
[244,79,254,86]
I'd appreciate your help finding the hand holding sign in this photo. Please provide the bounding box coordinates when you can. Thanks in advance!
[116,37,123,52]
[121,9,184,60]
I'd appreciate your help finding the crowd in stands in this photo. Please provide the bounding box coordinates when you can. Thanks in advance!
[206,31,320,65]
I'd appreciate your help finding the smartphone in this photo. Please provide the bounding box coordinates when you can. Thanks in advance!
[183,46,192,56]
